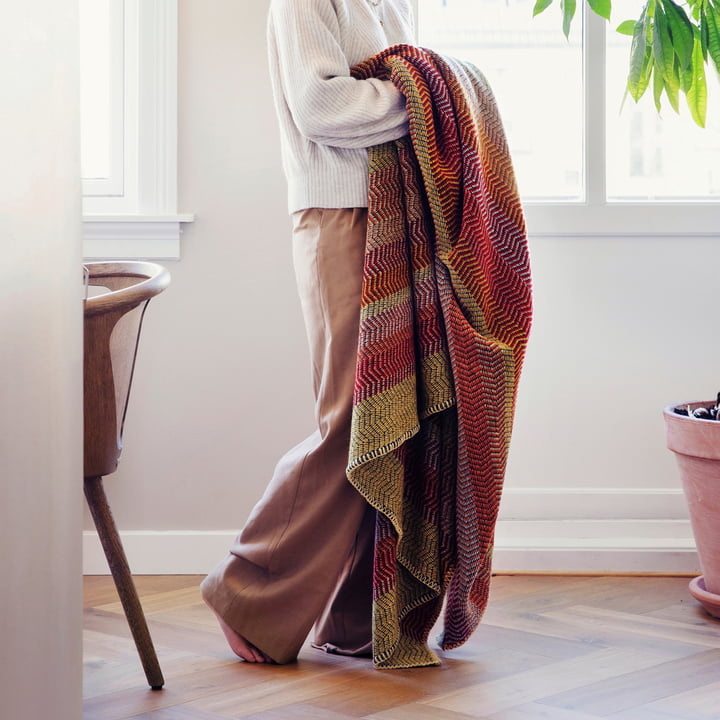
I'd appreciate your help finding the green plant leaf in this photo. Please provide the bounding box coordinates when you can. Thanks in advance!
[643,41,655,84]
[665,55,681,112]
[705,4,720,75]
[653,59,665,111]
[561,0,577,38]
[680,54,693,91]
[644,2,655,44]
[686,29,707,127]
[617,19,637,35]
[632,48,654,102]
[533,0,554,16]
[628,10,652,100]
[645,0,657,23]
[691,0,702,22]
[660,0,695,69]
[587,0,612,21]
[653,7,676,81]
[652,2,681,114]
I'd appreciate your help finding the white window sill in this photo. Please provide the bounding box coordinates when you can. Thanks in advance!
[524,203,720,238]
[82,214,194,260]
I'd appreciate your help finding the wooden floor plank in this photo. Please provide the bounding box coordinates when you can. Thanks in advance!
[541,604,720,648]
[365,702,487,719]
[83,576,720,720]
[613,685,720,719]
[644,679,720,719]
[539,649,720,716]
[487,703,601,720]
[241,704,361,719]
[83,662,265,720]
[422,647,668,716]
[127,707,236,720]
[97,586,204,615]
[468,621,602,661]
[182,663,377,718]
[483,604,714,659]
[487,576,689,615]
[606,708,710,720]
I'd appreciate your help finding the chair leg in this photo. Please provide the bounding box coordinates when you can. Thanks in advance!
[84,475,165,690]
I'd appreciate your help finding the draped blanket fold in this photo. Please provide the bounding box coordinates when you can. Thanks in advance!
[348,45,533,669]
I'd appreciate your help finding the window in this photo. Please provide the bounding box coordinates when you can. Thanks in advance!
[605,0,720,201]
[415,0,720,236]
[79,0,124,197]
[418,0,584,201]
[80,0,192,259]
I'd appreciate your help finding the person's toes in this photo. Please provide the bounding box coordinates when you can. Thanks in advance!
[205,600,268,663]
[219,617,265,662]
[259,649,276,664]
[230,632,266,663]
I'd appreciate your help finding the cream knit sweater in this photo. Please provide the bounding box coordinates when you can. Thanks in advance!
[267,0,415,213]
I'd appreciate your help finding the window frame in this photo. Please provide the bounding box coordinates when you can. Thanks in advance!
[81,0,193,260]
[412,0,720,238]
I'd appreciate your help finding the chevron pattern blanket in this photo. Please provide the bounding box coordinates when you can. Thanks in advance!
[348,45,532,669]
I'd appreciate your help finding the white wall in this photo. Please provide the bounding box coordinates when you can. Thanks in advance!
[84,0,713,575]
[0,3,83,719]
[497,233,715,572]
[83,0,313,558]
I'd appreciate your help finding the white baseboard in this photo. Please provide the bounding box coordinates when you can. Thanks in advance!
[83,518,700,576]
[498,486,688,520]
[493,519,699,574]
[83,530,234,575]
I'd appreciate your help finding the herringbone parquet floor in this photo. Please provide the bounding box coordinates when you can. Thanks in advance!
[83,575,720,720]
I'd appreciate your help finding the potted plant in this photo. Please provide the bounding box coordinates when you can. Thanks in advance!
[535,0,720,127]
[663,400,720,618]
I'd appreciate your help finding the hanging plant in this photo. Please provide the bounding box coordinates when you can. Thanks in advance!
[534,0,720,127]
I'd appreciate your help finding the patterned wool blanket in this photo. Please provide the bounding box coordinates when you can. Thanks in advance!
[348,45,533,669]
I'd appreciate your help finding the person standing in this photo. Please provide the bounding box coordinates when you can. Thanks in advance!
[201,0,415,665]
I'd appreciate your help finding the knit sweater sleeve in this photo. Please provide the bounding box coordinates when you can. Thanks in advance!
[269,0,409,149]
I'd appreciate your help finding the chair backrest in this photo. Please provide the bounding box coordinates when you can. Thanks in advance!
[84,262,170,478]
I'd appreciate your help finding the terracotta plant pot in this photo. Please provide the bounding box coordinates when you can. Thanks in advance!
[664,402,720,619]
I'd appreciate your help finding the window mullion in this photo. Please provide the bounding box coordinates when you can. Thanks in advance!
[584,6,606,206]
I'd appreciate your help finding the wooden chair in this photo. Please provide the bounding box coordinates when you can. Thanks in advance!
[83,261,170,690]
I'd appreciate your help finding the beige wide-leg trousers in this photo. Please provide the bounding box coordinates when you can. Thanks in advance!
[201,208,375,664]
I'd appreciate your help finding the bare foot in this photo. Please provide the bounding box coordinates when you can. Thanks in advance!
[204,600,272,663]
